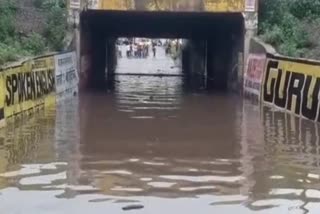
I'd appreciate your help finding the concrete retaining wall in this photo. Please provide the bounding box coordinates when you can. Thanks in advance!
[0,51,79,128]
[245,38,320,122]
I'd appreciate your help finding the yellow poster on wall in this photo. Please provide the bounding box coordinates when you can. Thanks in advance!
[262,57,320,121]
[3,56,56,119]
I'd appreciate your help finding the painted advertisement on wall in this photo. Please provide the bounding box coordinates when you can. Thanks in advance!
[2,55,56,119]
[263,57,320,122]
[97,0,246,12]
[0,51,78,129]
[54,52,79,101]
[244,54,266,100]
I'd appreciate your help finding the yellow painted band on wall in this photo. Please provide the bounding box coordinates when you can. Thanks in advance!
[100,0,134,10]
[98,0,245,12]
[278,60,320,77]
[205,0,244,12]
[3,56,56,120]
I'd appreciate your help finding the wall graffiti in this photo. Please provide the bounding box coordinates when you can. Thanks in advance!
[100,0,135,10]
[263,57,320,121]
[0,51,78,128]
[5,67,55,106]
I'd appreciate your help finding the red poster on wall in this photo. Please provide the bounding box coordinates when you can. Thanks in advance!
[244,54,266,100]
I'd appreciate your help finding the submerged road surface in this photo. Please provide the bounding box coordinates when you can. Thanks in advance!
[1,47,320,213]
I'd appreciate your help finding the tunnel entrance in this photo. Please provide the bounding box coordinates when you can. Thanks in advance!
[113,39,183,117]
[80,10,244,92]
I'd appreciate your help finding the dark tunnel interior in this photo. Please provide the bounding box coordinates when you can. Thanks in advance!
[80,10,244,91]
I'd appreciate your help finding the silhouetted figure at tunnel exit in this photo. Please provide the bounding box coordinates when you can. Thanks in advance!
[117,45,122,58]
[165,41,171,55]
[152,42,156,57]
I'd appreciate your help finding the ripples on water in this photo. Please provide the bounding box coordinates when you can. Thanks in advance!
[1,48,320,213]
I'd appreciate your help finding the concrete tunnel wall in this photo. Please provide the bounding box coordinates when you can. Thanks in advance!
[79,10,244,91]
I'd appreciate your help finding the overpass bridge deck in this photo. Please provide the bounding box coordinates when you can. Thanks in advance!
[79,0,256,13]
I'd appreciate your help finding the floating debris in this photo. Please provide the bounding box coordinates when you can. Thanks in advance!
[122,204,144,211]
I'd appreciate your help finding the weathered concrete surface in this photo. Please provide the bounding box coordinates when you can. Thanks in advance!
[0,0,47,35]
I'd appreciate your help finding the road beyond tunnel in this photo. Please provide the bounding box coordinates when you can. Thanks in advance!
[79,10,244,91]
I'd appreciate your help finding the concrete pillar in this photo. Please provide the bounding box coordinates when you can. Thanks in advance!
[243,12,258,91]
[229,23,245,93]
[106,39,117,76]
[79,13,92,90]
[105,38,117,91]
[90,34,107,90]
[182,40,206,91]
[206,33,234,91]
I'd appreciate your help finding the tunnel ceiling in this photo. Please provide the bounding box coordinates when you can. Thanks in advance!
[81,10,244,39]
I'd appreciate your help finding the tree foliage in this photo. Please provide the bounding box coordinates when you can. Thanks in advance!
[0,0,16,41]
[0,0,67,65]
[43,5,68,51]
[259,0,320,59]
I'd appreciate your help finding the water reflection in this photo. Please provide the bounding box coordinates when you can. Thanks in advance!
[1,50,320,213]
[1,96,320,213]
[115,75,183,119]
[244,104,320,212]
[0,109,56,190]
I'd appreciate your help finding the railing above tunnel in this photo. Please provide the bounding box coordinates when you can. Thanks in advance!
[79,0,257,13]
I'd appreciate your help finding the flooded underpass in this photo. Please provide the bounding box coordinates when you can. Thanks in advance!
[1,47,320,213]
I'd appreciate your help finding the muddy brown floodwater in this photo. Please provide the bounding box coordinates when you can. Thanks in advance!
[1,47,320,213]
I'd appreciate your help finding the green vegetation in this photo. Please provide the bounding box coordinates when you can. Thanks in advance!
[259,0,320,59]
[0,0,67,65]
